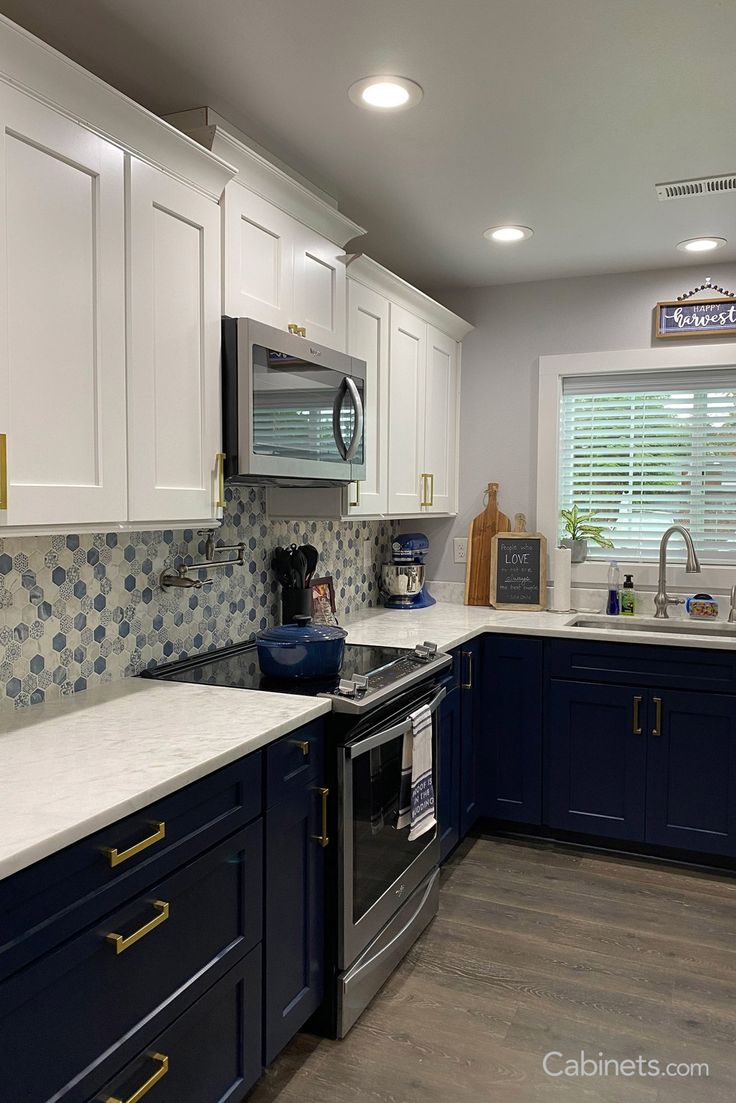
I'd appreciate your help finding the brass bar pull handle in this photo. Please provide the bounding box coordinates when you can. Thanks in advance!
[104,1052,169,1103]
[106,900,170,955]
[652,697,662,737]
[632,695,642,735]
[349,480,360,508]
[293,739,310,757]
[215,451,226,509]
[420,473,431,508]
[427,472,434,507]
[313,786,329,848]
[103,821,166,868]
[0,433,6,511]
[288,323,300,334]
[462,650,473,690]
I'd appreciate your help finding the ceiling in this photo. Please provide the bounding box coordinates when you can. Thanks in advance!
[2,0,735,293]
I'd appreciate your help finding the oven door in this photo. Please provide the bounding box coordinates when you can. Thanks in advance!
[338,684,445,970]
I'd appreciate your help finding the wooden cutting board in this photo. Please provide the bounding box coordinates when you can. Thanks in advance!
[464,482,510,605]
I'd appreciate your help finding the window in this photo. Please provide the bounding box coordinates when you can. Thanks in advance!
[559,368,736,562]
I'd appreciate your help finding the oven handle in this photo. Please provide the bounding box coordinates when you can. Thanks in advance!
[345,685,446,759]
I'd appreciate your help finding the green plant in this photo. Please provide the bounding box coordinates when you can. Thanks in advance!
[560,505,614,549]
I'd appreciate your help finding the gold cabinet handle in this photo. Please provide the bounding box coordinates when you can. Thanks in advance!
[106,900,169,955]
[632,695,642,735]
[462,650,473,690]
[297,325,306,337]
[652,697,662,737]
[215,451,226,509]
[103,821,166,868]
[349,480,360,508]
[313,786,329,848]
[103,1052,169,1103]
[0,433,6,511]
[288,323,300,334]
[293,739,311,757]
[420,472,434,508]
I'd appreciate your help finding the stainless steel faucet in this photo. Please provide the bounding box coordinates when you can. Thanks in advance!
[654,525,701,619]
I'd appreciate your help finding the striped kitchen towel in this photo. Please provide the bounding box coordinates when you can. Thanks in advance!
[396,703,436,840]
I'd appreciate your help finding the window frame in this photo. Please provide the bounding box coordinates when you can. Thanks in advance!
[537,343,736,590]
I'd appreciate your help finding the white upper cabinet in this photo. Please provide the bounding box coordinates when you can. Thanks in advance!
[423,325,459,514]
[126,159,223,523]
[387,304,427,514]
[345,279,389,516]
[0,85,127,528]
[222,185,294,329]
[165,110,363,353]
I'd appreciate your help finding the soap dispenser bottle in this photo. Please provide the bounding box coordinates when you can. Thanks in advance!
[606,561,621,616]
[621,574,636,616]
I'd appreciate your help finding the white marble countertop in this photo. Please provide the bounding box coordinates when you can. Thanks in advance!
[0,678,330,881]
[342,602,736,653]
[2,599,734,883]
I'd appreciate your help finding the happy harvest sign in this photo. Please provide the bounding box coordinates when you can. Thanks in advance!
[656,298,736,339]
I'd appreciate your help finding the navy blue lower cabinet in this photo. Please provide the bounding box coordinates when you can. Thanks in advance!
[480,636,543,824]
[459,638,483,838]
[96,946,263,1103]
[547,680,647,841]
[645,690,736,857]
[438,682,462,862]
[264,779,326,1064]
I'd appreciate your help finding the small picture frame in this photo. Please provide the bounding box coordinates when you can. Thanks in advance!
[310,576,338,625]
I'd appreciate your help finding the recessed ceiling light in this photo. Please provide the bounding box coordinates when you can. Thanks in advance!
[348,76,423,111]
[676,236,727,253]
[483,225,534,243]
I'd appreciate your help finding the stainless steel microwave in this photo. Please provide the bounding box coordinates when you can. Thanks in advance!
[222,317,366,486]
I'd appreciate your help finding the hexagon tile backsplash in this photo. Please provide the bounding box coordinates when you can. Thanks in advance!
[0,486,396,710]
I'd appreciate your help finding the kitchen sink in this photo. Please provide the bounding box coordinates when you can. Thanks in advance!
[569,615,736,639]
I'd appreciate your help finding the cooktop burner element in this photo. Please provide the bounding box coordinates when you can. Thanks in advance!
[143,639,451,713]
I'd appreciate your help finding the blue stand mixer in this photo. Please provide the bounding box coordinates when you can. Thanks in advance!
[381,533,436,610]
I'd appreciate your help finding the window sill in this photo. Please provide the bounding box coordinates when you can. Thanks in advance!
[570,560,736,593]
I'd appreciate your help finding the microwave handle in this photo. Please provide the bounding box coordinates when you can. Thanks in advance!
[332,376,364,462]
[345,685,446,759]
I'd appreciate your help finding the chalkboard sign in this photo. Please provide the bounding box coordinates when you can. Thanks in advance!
[490,531,547,611]
[656,298,736,339]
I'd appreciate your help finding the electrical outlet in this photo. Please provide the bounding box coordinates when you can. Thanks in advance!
[453,538,468,564]
[363,538,373,568]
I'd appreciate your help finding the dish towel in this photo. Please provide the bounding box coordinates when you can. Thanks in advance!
[396,703,436,841]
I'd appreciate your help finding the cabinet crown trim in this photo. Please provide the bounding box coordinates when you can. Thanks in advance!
[346,255,473,340]
[0,14,237,201]
[165,108,366,248]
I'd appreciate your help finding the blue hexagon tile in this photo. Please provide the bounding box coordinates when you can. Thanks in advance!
[0,487,396,709]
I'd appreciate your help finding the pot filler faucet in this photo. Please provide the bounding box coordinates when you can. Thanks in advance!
[654,526,701,619]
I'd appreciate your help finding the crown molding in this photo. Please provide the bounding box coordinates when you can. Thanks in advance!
[0,15,236,201]
[345,254,473,340]
[165,108,366,248]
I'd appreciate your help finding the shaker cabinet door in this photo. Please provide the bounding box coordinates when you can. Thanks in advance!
[345,279,389,516]
[0,85,127,527]
[387,304,426,514]
[222,184,294,329]
[422,325,458,514]
[293,227,346,350]
[126,158,222,523]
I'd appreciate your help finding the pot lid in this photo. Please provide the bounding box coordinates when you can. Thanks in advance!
[258,615,347,644]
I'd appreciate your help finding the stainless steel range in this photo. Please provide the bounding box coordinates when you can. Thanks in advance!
[143,637,451,1037]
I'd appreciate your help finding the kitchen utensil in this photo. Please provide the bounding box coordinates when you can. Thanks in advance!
[381,564,425,598]
[464,482,510,606]
[256,615,347,678]
[293,548,308,588]
[302,544,319,585]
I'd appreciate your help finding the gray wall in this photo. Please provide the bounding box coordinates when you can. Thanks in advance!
[419,262,736,582]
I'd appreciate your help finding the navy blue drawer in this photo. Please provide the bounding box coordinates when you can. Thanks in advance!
[547,638,736,693]
[0,821,262,1103]
[92,948,262,1103]
[266,720,324,808]
[0,751,262,981]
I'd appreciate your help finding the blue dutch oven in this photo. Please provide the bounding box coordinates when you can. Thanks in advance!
[256,615,347,679]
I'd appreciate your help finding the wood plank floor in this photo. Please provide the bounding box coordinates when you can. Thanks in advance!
[249,834,736,1102]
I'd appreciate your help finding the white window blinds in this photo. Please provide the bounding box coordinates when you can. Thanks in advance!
[559,368,736,562]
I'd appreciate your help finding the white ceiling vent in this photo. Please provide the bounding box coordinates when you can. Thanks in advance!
[655,174,736,201]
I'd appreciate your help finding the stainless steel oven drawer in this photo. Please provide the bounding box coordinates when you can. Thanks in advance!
[337,867,439,1038]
